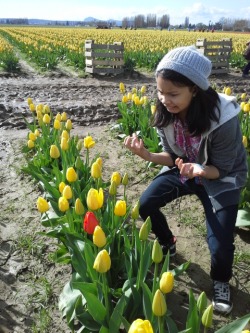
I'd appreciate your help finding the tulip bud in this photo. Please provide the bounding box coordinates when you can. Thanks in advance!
[50,145,60,159]
[37,197,49,213]
[76,139,83,151]
[61,111,67,121]
[119,82,125,93]
[127,92,132,100]
[75,198,85,215]
[36,104,44,113]
[27,140,35,149]
[139,217,151,241]
[141,85,146,94]
[93,226,106,247]
[244,103,250,112]
[151,105,156,115]
[62,185,73,200]
[131,201,140,220]
[241,102,246,110]
[160,271,174,294]
[43,114,51,124]
[43,105,50,114]
[201,304,213,328]
[111,171,121,186]
[122,172,128,186]
[224,87,231,96]
[83,211,99,234]
[59,181,66,194]
[84,135,95,149]
[34,129,40,137]
[152,239,163,264]
[60,137,69,151]
[128,319,154,333]
[66,167,78,183]
[152,289,167,316]
[87,188,104,210]
[122,95,128,103]
[96,157,103,168]
[58,196,69,212]
[197,291,207,315]
[55,113,61,121]
[29,103,36,112]
[109,180,117,196]
[93,249,111,273]
[91,161,102,179]
[114,200,126,216]
[241,92,247,100]
[54,119,61,130]
[61,129,69,141]
[27,97,33,105]
[29,132,36,141]
[132,87,137,94]
[75,156,82,170]
[65,119,72,130]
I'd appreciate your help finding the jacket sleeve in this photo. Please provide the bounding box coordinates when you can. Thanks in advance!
[157,128,179,162]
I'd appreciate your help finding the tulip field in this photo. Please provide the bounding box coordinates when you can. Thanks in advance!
[17,76,250,332]
[0,26,250,72]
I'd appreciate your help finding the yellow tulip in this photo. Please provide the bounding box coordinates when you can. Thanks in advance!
[93,249,111,273]
[59,182,66,193]
[151,105,156,115]
[66,167,78,183]
[241,92,247,100]
[36,110,42,120]
[37,197,49,213]
[127,92,132,100]
[27,140,35,149]
[43,105,50,114]
[29,103,36,112]
[84,135,95,149]
[27,97,33,105]
[65,119,72,130]
[61,111,67,121]
[91,161,102,179]
[93,226,107,248]
[34,129,40,137]
[87,188,104,210]
[160,271,174,294]
[62,185,73,200]
[58,196,69,212]
[28,132,36,141]
[61,130,70,140]
[152,289,167,316]
[53,119,61,130]
[201,304,213,328]
[114,200,126,216]
[141,85,146,94]
[152,239,163,264]
[134,96,141,106]
[96,157,103,168]
[43,114,51,124]
[75,198,85,215]
[55,113,61,121]
[240,102,246,111]
[244,103,250,112]
[224,87,231,96]
[111,171,122,186]
[132,87,137,94]
[242,136,248,148]
[60,137,69,151]
[119,82,125,93]
[50,145,60,159]
[36,104,44,113]
[242,331,250,333]
[128,319,154,333]
[122,95,128,103]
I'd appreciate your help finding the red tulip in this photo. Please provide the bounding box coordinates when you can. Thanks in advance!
[83,211,99,234]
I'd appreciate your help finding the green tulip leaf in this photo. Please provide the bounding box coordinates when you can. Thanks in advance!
[186,289,200,333]
[141,281,153,320]
[108,295,127,333]
[236,209,250,227]
[215,313,250,333]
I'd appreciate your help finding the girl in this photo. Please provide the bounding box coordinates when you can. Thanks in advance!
[124,46,247,315]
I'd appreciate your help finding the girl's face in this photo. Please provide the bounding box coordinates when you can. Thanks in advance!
[156,76,196,120]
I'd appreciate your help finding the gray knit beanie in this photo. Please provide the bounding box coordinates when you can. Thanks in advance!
[156,46,212,90]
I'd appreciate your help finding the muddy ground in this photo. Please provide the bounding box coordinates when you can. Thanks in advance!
[0,60,249,333]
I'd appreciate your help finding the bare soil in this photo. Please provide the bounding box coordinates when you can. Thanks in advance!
[0,61,249,333]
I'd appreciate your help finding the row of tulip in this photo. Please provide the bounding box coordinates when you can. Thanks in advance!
[21,92,250,332]
[0,27,249,71]
[0,33,19,71]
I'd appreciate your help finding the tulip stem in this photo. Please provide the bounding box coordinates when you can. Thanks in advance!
[152,263,158,296]
[158,316,164,333]
[102,273,110,323]
[136,240,145,289]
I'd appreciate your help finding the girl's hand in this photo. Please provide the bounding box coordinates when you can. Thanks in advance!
[124,133,147,158]
[175,158,205,178]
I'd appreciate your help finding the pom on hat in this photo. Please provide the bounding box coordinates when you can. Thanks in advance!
[156,46,212,90]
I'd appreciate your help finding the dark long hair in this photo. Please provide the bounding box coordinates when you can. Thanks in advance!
[152,69,220,136]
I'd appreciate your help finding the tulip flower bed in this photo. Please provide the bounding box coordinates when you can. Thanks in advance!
[20,92,250,333]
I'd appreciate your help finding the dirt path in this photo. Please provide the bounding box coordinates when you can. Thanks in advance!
[0,61,249,332]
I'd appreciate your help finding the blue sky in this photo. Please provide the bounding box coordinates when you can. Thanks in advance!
[1,0,250,25]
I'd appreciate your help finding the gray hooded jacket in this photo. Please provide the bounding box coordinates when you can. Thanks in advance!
[157,93,248,211]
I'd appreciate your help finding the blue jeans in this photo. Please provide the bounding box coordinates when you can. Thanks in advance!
[139,168,237,282]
